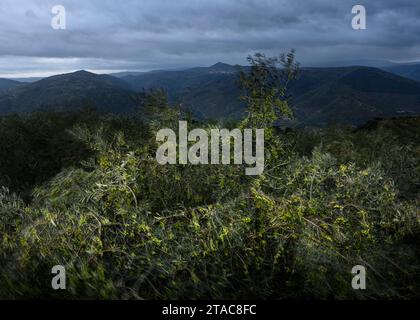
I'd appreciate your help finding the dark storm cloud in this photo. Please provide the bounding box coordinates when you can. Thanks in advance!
[0,0,419,76]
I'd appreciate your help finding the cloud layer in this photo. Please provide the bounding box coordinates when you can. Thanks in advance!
[0,0,419,76]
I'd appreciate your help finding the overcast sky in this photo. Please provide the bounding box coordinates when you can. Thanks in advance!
[0,0,419,77]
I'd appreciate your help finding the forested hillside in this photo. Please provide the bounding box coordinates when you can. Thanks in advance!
[0,53,418,299]
[2,64,420,126]
[0,71,140,115]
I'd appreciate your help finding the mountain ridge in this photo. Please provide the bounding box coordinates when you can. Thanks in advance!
[0,70,140,115]
[120,64,420,125]
[1,65,420,127]
[0,78,21,93]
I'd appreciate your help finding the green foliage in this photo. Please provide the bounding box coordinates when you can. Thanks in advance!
[0,58,418,300]
[238,50,299,130]
[0,111,91,196]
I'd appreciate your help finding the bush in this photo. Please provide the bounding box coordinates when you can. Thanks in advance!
[0,127,417,299]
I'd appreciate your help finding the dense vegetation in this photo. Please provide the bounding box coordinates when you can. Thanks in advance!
[0,53,418,299]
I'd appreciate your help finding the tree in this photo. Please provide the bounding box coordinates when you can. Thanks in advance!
[238,50,300,130]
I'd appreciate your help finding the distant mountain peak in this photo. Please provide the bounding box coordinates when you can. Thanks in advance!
[0,70,136,115]
[44,70,97,81]
[210,62,233,69]
[72,70,96,76]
